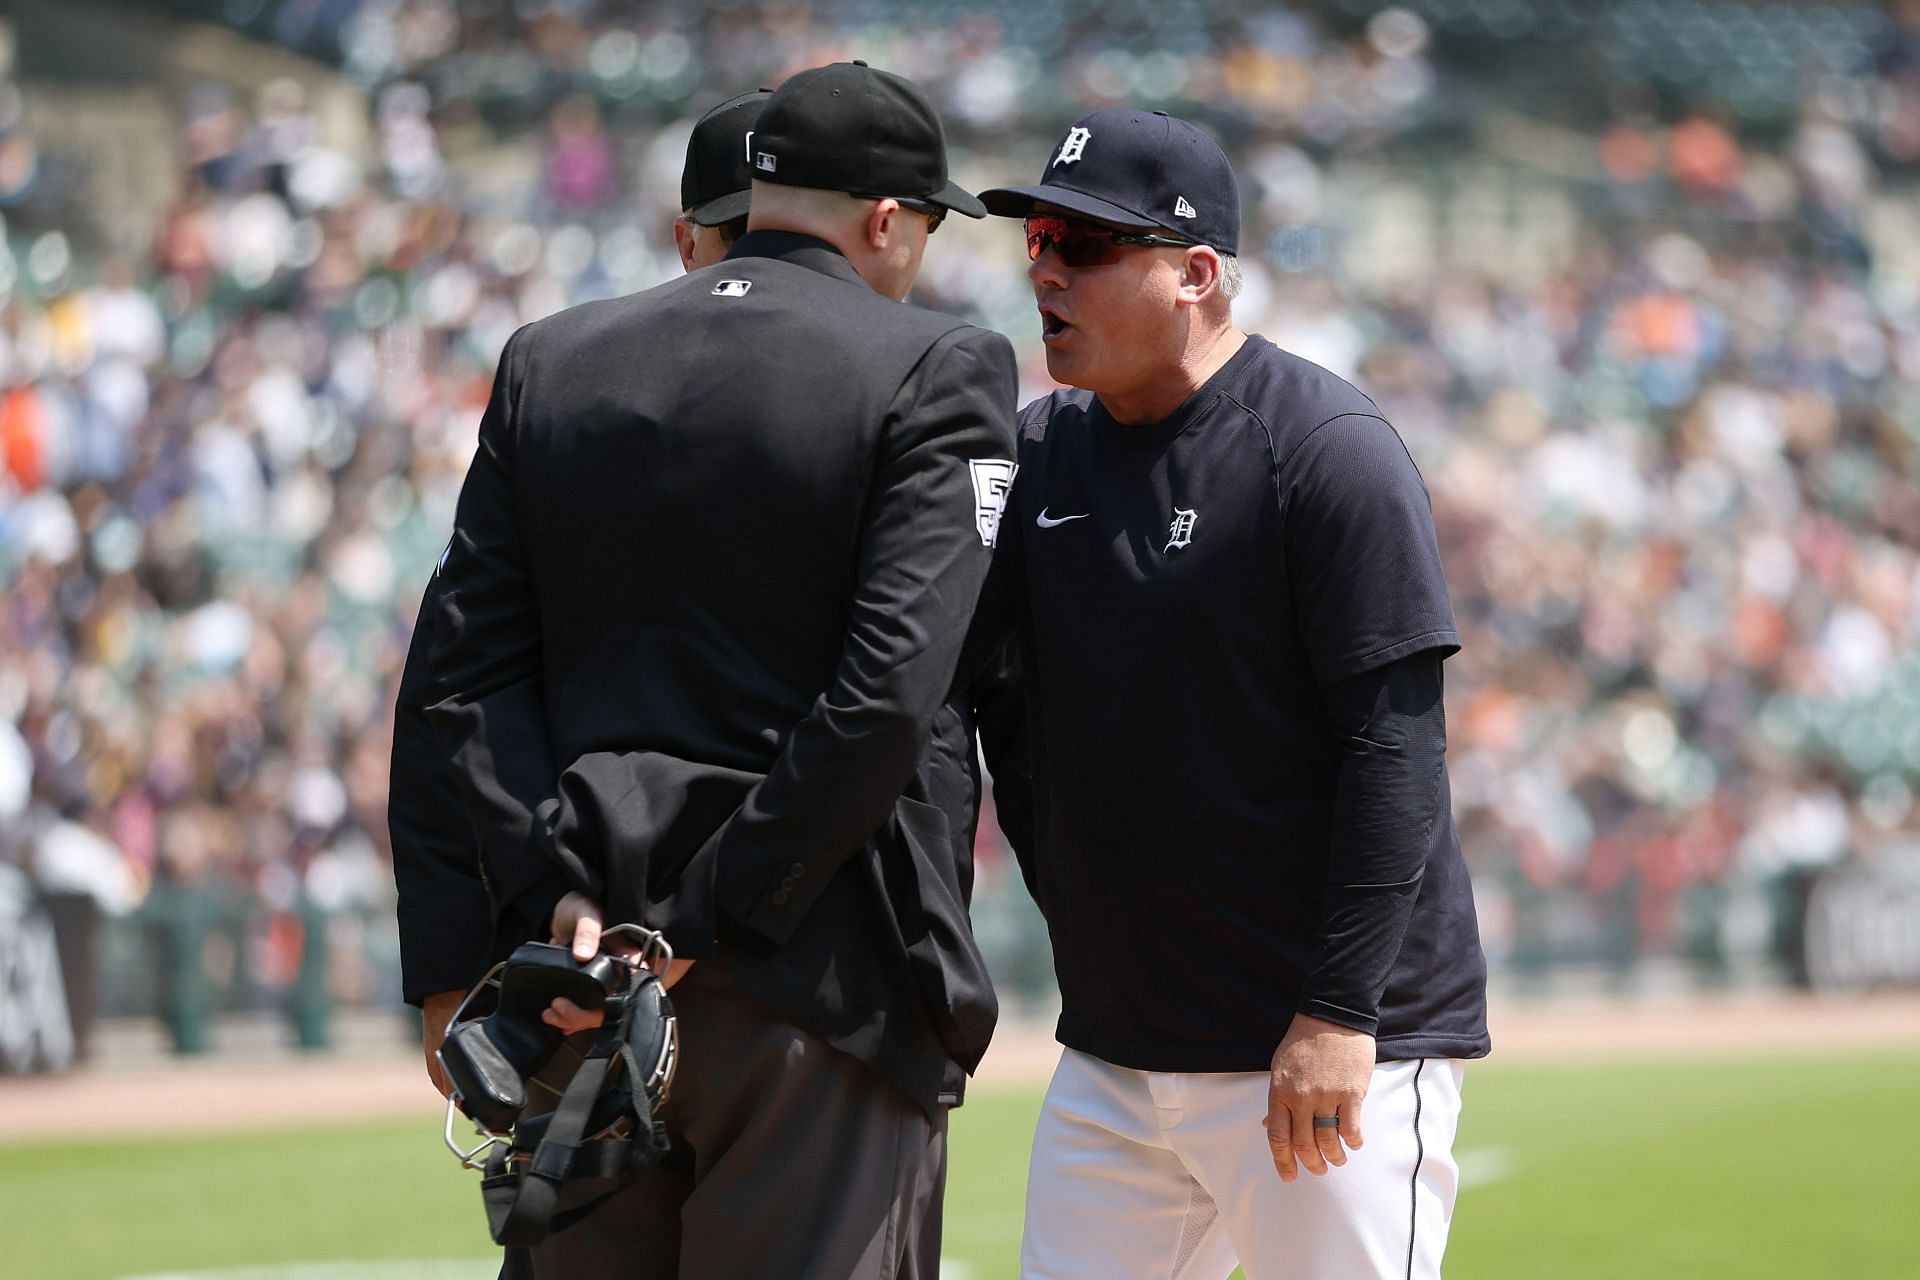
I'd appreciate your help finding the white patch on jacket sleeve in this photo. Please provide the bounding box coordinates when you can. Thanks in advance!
[969,459,1018,547]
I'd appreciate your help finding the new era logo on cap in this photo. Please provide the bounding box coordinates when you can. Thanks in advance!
[1174,196,1197,218]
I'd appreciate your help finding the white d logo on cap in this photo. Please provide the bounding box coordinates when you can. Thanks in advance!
[1054,127,1091,167]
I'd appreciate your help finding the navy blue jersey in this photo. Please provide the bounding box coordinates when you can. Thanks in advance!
[992,335,1488,1070]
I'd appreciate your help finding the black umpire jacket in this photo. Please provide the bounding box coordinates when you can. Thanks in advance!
[408,231,1019,1114]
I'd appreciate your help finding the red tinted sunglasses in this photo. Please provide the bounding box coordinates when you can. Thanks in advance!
[1024,215,1197,268]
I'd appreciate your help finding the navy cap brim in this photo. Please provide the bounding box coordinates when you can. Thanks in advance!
[687,188,752,226]
[978,183,1162,231]
[928,179,987,219]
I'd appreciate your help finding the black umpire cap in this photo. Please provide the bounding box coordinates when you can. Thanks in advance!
[680,89,772,226]
[980,106,1240,254]
[749,61,987,218]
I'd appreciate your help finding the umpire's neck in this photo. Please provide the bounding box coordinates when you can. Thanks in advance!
[746,181,928,301]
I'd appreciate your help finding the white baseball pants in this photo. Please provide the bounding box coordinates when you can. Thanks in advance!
[1020,1049,1467,1280]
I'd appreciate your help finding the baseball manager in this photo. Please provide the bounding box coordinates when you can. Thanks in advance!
[961,107,1491,1279]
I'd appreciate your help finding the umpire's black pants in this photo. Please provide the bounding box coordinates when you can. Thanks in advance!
[499,960,948,1280]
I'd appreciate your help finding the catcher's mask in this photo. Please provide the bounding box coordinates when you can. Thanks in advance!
[437,924,679,1248]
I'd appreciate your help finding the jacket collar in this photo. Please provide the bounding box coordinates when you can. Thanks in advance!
[724,230,867,288]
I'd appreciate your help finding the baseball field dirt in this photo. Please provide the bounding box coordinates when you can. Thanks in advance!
[5,992,1916,1143]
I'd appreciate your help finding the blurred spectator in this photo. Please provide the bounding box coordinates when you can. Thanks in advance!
[543,93,617,214]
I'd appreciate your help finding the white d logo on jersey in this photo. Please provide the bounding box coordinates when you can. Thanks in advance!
[970,459,1019,547]
[1165,507,1197,553]
[1054,127,1092,167]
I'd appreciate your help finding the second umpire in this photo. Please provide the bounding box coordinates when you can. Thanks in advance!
[391,86,771,1102]
[420,62,1018,1278]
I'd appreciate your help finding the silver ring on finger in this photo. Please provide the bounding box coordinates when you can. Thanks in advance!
[1312,1115,1341,1130]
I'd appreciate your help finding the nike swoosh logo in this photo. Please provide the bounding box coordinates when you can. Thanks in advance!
[1036,509,1090,528]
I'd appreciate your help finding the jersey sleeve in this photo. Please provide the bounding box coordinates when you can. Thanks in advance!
[1280,413,1459,686]
[1295,651,1448,1034]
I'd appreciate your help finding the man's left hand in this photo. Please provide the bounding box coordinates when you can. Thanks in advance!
[420,989,465,1099]
[1263,1013,1374,1183]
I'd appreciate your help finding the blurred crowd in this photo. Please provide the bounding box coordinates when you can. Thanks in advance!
[5,0,1920,1043]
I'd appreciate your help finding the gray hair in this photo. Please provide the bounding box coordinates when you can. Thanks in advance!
[1218,253,1243,301]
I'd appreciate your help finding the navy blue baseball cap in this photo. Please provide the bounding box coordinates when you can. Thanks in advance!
[979,107,1240,254]
[680,90,771,226]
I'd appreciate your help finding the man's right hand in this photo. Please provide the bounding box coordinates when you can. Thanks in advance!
[420,988,466,1099]
[550,890,618,964]
[543,891,694,1034]
[1263,1013,1373,1183]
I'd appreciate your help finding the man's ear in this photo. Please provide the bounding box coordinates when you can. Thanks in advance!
[865,198,901,250]
[672,216,700,273]
[1176,246,1223,307]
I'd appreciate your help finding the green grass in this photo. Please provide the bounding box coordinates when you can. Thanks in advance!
[1446,1054,1920,1279]
[3,1053,1916,1279]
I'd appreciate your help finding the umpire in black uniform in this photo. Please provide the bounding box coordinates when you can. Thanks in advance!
[391,87,772,1097]
[418,61,1019,1278]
